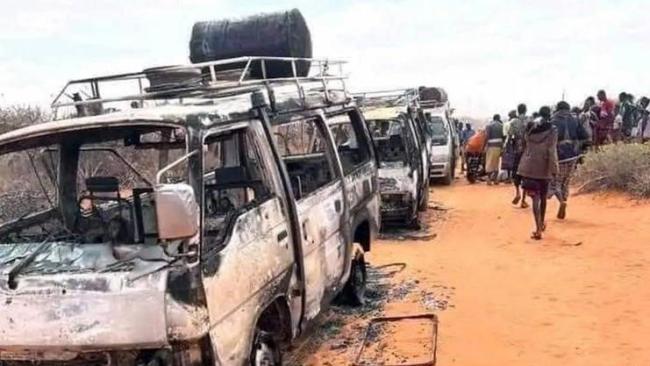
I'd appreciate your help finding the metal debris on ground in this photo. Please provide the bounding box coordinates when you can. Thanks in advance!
[354,313,438,366]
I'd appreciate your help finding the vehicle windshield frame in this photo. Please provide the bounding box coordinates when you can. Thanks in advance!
[367,117,416,166]
[0,121,191,243]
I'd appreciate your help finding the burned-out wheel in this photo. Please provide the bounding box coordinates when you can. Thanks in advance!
[418,184,430,212]
[340,244,367,307]
[250,330,281,366]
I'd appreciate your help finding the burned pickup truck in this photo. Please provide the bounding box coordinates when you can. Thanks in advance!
[0,56,379,365]
[356,90,430,227]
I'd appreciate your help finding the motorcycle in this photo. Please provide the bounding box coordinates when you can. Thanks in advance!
[465,152,485,184]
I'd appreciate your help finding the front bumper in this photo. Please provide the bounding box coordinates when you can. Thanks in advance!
[380,192,415,221]
[429,162,449,178]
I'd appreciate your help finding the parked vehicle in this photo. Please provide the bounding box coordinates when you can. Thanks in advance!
[0,57,379,366]
[356,90,429,227]
[422,108,457,184]
[418,87,458,185]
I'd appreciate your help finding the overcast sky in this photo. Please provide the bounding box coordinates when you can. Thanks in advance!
[1,0,649,118]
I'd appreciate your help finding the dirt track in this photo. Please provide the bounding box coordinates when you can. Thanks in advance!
[289,179,650,365]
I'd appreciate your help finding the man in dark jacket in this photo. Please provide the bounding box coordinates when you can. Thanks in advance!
[485,114,504,185]
[518,106,558,240]
[549,101,588,219]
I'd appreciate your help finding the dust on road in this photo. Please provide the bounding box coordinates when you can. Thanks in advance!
[289,180,650,365]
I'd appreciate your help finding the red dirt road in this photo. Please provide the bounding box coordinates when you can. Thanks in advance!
[293,181,650,365]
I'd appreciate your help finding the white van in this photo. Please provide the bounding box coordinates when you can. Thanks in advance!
[423,108,458,184]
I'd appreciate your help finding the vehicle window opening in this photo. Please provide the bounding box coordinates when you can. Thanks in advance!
[272,118,336,199]
[367,118,412,167]
[202,128,276,251]
[424,113,449,145]
[327,111,372,175]
[0,127,188,245]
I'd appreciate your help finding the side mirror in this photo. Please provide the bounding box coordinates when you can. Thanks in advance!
[155,183,200,240]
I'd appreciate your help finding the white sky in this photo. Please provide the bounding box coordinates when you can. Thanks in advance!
[1,0,649,118]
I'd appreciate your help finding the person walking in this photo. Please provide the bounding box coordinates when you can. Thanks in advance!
[595,90,615,148]
[618,92,636,141]
[635,97,650,143]
[501,111,518,182]
[549,101,588,219]
[509,103,529,208]
[517,106,558,240]
[579,97,597,149]
[485,114,505,185]
[459,123,475,173]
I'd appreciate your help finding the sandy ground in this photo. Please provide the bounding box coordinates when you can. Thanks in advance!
[288,179,650,365]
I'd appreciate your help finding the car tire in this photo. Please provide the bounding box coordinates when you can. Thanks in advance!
[340,244,367,307]
[250,330,282,366]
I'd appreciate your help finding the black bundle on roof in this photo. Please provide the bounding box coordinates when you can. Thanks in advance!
[189,9,313,79]
[419,86,448,104]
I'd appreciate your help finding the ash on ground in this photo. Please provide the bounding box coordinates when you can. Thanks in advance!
[285,263,417,365]
[379,201,449,241]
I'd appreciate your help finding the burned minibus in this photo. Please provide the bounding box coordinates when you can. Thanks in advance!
[0,56,379,366]
[356,90,430,227]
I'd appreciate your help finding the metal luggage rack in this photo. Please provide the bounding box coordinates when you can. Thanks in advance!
[50,56,350,120]
[353,88,421,110]
[419,100,448,109]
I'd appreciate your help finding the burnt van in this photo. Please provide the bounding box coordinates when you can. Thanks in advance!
[0,57,379,365]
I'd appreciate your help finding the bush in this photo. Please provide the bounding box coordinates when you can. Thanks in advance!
[574,143,650,198]
[0,105,48,134]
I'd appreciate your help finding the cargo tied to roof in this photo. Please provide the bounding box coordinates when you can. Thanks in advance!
[189,9,313,79]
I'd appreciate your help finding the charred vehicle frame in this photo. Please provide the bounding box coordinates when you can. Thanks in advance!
[355,89,430,227]
[0,57,379,366]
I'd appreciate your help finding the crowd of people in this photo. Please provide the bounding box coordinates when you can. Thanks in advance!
[457,89,649,240]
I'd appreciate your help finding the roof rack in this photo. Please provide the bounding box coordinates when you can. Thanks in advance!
[352,89,420,110]
[419,100,448,109]
[51,56,349,119]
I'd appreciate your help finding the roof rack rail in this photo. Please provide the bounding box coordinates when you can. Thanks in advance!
[51,56,349,119]
[419,100,448,109]
[352,88,420,109]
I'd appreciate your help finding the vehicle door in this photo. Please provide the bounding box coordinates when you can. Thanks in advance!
[402,114,423,198]
[200,122,295,364]
[326,108,376,214]
[412,110,431,186]
[272,115,346,321]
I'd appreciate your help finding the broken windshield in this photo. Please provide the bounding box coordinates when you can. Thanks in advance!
[0,146,58,230]
[0,124,188,245]
[425,116,449,145]
[366,119,411,168]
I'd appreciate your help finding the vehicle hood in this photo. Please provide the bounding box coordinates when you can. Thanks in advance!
[0,242,192,352]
